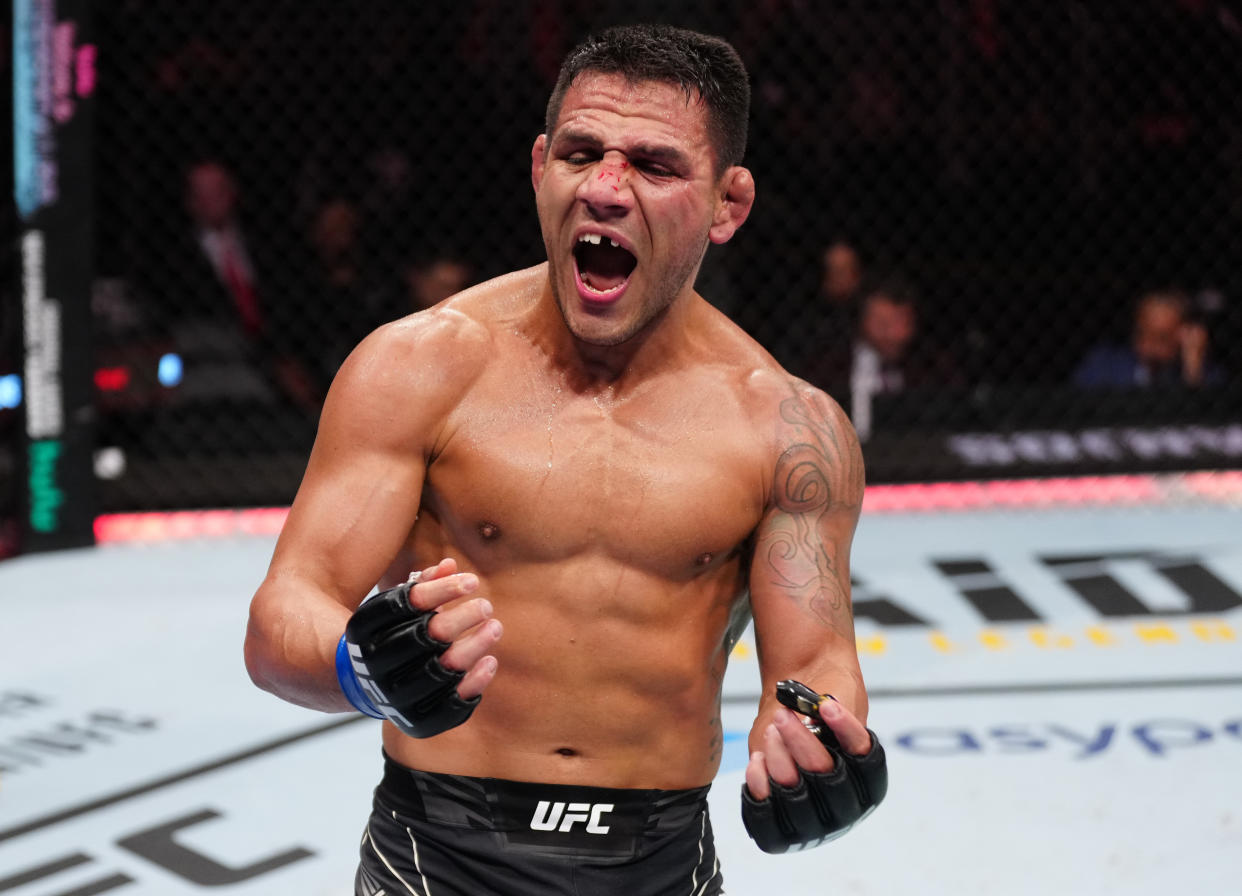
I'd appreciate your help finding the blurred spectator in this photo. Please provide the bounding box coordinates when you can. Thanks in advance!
[365,244,476,336]
[183,160,264,334]
[307,197,367,296]
[284,195,380,401]
[1072,288,1223,389]
[783,237,867,378]
[359,144,422,279]
[822,238,866,308]
[801,275,964,440]
[404,248,475,313]
[137,158,316,410]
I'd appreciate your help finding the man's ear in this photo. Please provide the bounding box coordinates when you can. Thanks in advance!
[709,166,756,245]
[531,134,548,193]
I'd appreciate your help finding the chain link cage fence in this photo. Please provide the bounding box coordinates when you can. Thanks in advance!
[5,1,1242,549]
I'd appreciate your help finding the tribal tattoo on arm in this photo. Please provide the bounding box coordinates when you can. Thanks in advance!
[758,391,865,641]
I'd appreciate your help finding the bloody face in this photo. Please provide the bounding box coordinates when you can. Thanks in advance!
[532,72,729,347]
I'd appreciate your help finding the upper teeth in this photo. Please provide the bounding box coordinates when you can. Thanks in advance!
[579,234,621,248]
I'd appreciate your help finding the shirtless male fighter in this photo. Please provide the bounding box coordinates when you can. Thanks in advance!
[245,24,886,895]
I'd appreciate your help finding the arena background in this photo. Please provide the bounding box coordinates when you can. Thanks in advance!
[3,3,1242,895]
[5,0,1242,534]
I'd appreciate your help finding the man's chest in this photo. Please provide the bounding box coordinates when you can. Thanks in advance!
[423,392,768,572]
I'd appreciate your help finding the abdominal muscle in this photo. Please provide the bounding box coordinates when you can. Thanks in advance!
[382,557,740,791]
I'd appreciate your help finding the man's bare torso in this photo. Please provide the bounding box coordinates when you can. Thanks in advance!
[380,266,790,789]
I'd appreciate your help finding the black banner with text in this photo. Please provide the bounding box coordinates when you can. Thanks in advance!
[14,0,97,551]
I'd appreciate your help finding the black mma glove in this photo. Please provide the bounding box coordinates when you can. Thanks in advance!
[741,680,888,854]
[335,576,480,738]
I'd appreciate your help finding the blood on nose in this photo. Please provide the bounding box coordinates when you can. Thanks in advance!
[594,159,629,193]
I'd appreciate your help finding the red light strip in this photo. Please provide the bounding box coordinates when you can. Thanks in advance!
[94,507,289,543]
[93,472,1242,544]
[863,472,1242,513]
[863,475,1158,512]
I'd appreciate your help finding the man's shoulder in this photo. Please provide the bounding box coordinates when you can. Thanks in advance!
[692,300,782,377]
[688,313,857,469]
[362,265,546,367]
[328,305,495,425]
[756,376,865,516]
[359,306,491,376]
[695,308,841,420]
[444,263,546,315]
[712,336,860,480]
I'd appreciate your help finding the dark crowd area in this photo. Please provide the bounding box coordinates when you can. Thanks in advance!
[5,0,1242,522]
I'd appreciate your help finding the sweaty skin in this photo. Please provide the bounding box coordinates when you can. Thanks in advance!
[245,73,870,793]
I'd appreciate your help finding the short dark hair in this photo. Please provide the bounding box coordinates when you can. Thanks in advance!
[1136,287,1189,317]
[861,274,919,310]
[544,24,750,173]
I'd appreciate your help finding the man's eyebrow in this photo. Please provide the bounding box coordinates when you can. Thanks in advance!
[551,129,603,149]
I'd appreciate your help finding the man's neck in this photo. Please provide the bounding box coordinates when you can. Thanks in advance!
[526,285,694,394]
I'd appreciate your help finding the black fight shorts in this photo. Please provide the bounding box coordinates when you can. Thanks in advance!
[355,753,725,896]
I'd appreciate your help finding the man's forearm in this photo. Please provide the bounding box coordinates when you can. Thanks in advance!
[245,583,355,713]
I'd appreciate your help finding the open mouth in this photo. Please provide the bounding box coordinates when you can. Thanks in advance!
[573,233,637,296]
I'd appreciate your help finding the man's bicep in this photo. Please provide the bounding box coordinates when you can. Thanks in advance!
[275,440,424,604]
[268,333,438,604]
[749,388,865,686]
[750,503,858,658]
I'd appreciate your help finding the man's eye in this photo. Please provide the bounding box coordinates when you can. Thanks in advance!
[637,162,674,177]
[564,153,595,165]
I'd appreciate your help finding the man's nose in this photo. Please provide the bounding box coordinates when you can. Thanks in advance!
[576,153,633,213]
